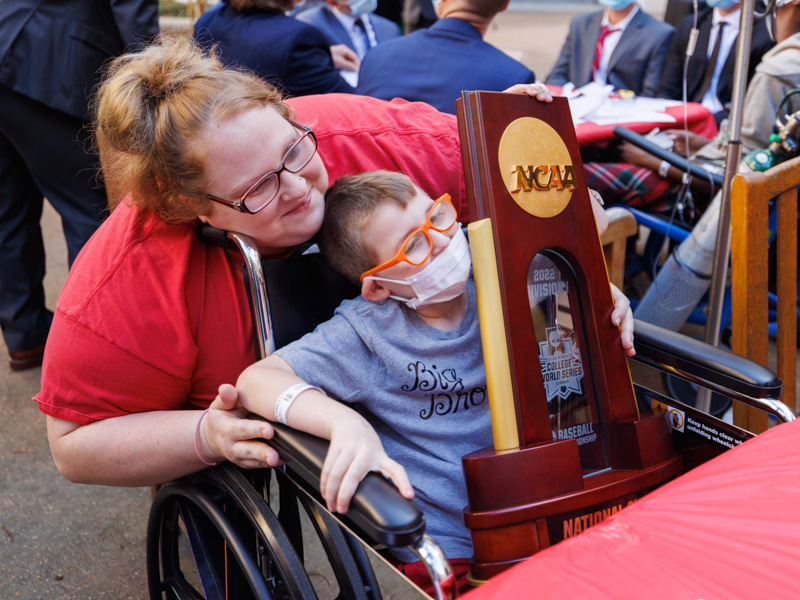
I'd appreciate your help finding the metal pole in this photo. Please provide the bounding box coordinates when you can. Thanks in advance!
[697,0,755,413]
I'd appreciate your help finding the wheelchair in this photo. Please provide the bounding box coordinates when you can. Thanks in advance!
[146,224,794,600]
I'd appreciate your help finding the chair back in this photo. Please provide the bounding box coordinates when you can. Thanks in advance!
[731,156,800,432]
[260,252,361,349]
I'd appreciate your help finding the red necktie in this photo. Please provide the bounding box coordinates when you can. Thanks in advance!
[591,25,614,78]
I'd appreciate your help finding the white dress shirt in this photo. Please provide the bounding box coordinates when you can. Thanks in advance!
[594,4,640,87]
[701,7,740,114]
[330,8,377,60]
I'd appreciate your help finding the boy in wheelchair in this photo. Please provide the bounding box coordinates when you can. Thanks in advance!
[225,170,634,592]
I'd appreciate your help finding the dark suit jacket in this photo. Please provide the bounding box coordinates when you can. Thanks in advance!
[656,6,774,120]
[0,0,158,119]
[296,5,401,54]
[194,3,354,97]
[356,18,536,115]
[546,8,674,97]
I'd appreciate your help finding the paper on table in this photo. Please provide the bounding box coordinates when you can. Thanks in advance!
[564,82,682,126]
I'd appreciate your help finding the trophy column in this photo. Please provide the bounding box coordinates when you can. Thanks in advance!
[456,92,682,582]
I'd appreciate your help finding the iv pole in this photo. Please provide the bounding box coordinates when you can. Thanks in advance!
[696,0,758,413]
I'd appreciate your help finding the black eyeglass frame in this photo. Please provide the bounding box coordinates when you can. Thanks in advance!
[204,120,318,214]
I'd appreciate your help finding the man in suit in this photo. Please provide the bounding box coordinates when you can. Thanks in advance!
[355,0,536,114]
[297,0,401,85]
[546,1,674,97]
[0,0,158,370]
[195,0,357,96]
[656,0,774,124]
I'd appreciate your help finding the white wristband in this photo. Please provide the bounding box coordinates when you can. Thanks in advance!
[274,383,323,425]
[658,160,671,179]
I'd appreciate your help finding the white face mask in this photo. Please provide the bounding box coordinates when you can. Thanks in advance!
[348,0,377,16]
[366,227,472,310]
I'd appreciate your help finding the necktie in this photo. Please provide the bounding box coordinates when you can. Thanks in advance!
[694,22,726,103]
[353,18,373,59]
[591,25,614,78]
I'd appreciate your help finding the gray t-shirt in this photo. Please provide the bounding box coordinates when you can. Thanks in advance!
[276,279,492,562]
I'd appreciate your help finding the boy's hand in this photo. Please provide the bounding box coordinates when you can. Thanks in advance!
[201,384,282,469]
[610,283,635,356]
[321,417,414,513]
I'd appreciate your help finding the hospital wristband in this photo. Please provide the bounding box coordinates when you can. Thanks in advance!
[274,383,324,425]
[658,160,671,179]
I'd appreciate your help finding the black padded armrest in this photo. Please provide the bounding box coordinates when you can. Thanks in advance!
[632,319,782,399]
[262,421,425,548]
[613,126,725,187]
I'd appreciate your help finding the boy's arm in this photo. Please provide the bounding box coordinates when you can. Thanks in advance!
[232,355,414,513]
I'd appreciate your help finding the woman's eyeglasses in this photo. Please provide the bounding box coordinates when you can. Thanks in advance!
[360,194,457,281]
[205,120,318,214]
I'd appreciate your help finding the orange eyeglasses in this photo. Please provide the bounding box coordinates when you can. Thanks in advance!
[360,194,457,282]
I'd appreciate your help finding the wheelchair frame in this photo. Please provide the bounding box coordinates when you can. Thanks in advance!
[146,228,794,600]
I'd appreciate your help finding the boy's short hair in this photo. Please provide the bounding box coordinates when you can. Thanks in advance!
[319,171,418,284]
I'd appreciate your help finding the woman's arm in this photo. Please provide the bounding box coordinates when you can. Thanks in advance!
[47,406,280,487]
[234,354,414,513]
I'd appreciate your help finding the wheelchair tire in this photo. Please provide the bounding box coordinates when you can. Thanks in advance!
[662,373,732,418]
[147,464,318,600]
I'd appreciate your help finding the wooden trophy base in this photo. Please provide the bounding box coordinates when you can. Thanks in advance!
[462,412,683,581]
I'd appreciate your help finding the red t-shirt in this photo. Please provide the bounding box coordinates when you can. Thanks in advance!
[36,95,466,424]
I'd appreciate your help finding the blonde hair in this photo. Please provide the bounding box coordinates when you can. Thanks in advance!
[319,171,417,283]
[93,36,290,224]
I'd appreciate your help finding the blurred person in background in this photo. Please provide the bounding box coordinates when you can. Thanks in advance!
[0,0,158,371]
[194,0,359,95]
[656,0,774,125]
[546,0,674,97]
[356,0,535,114]
[296,0,401,86]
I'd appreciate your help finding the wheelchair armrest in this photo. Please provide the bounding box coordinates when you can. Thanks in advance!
[631,319,783,401]
[264,421,425,548]
[613,126,725,188]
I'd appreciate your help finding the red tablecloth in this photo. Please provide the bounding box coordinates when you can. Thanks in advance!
[575,101,718,146]
[462,418,800,600]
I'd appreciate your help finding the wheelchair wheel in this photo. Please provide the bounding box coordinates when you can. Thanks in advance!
[663,374,732,418]
[147,464,317,600]
[662,330,733,418]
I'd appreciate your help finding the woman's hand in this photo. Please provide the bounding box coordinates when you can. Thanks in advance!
[610,283,635,356]
[330,44,360,72]
[321,416,414,514]
[200,384,282,469]
[668,130,711,157]
[503,82,553,103]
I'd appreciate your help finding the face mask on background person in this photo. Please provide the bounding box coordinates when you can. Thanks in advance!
[704,0,740,10]
[347,0,378,16]
[365,227,472,310]
[597,0,635,11]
